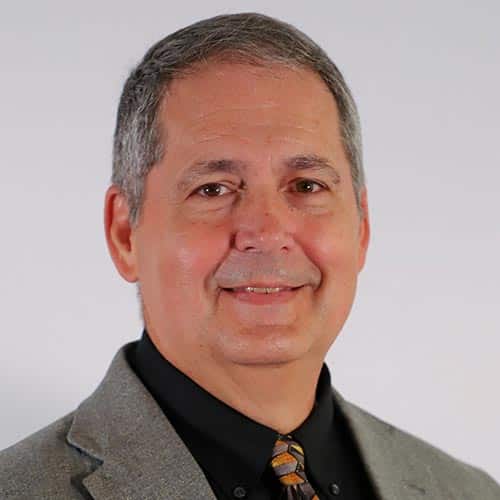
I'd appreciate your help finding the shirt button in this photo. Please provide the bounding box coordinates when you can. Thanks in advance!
[232,485,247,498]
[329,482,341,495]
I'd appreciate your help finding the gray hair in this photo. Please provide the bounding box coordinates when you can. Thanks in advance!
[111,12,365,228]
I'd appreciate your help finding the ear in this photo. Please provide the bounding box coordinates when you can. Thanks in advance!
[104,185,139,282]
[357,187,370,272]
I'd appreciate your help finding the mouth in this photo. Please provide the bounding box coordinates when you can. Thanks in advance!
[223,286,303,294]
[220,285,305,305]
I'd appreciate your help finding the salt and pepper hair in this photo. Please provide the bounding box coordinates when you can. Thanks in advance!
[112,12,365,228]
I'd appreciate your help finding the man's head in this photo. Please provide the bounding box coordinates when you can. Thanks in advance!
[105,13,369,372]
[111,13,365,228]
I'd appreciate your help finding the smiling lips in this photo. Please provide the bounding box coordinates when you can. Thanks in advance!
[227,286,299,294]
[222,285,304,304]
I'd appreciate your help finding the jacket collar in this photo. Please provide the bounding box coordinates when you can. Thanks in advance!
[67,342,441,500]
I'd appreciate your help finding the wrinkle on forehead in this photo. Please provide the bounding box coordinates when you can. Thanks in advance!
[183,100,331,131]
[189,132,326,147]
[183,121,325,141]
[193,101,280,121]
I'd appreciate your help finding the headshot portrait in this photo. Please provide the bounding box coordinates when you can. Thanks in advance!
[1,3,499,499]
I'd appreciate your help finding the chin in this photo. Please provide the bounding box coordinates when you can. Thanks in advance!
[214,324,314,366]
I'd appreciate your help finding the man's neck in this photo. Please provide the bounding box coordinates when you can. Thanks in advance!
[157,345,323,434]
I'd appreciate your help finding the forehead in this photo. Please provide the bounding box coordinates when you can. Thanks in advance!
[160,61,342,155]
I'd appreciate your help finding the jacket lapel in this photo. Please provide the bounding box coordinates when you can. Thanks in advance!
[66,342,217,500]
[333,388,443,500]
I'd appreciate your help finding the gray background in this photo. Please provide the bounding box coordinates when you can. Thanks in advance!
[1,0,499,482]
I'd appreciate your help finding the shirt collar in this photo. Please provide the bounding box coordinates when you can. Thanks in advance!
[130,328,335,497]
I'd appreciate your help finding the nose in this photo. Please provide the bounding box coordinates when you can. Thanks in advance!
[232,188,296,254]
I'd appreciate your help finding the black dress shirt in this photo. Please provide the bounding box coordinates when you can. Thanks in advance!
[127,329,379,499]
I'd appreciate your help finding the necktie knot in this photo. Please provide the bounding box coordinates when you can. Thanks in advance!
[269,435,319,499]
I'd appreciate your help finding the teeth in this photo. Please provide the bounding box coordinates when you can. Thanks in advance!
[235,286,290,294]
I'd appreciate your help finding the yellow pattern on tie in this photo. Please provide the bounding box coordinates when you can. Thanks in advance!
[269,435,320,500]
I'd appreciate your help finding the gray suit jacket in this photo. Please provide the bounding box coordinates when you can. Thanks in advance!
[1,342,499,500]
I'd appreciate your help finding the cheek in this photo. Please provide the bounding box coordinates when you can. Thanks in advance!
[305,219,360,334]
[155,222,227,297]
[301,215,360,274]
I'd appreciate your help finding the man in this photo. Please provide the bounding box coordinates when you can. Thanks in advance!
[1,12,498,500]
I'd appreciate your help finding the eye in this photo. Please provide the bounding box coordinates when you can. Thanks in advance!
[194,183,233,197]
[292,179,327,193]
[192,179,326,199]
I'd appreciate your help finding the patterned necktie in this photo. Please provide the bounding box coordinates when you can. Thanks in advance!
[269,435,320,500]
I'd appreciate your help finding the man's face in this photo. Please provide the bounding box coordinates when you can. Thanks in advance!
[131,62,369,368]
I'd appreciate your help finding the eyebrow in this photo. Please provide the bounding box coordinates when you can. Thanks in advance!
[176,154,341,192]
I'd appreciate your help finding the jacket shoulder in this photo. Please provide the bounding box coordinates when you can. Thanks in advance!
[0,411,98,499]
[344,399,500,499]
